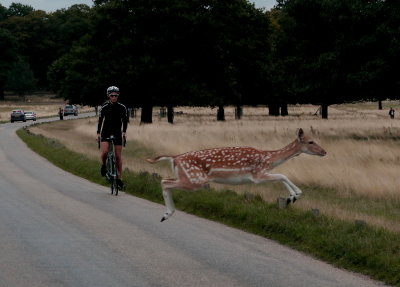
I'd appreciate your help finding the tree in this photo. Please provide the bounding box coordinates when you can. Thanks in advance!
[1,10,53,88]
[48,35,100,106]
[185,0,272,120]
[0,4,7,21]
[6,58,37,100]
[275,0,396,118]
[6,3,34,17]
[45,5,92,57]
[1,5,91,89]
[0,28,18,100]
[50,0,272,123]
[267,8,293,116]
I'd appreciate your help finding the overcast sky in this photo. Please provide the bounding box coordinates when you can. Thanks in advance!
[1,0,277,12]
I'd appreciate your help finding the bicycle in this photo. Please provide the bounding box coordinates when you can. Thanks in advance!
[98,135,126,196]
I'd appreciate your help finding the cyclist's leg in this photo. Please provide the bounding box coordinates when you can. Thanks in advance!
[100,141,109,165]
[100,140,110,176]
[114,144,123,179]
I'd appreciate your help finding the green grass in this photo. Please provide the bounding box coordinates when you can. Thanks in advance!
[17,127,400,286]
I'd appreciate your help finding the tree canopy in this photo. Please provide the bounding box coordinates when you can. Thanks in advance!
[0,0,398,119]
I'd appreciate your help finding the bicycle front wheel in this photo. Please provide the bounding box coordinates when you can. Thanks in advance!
[114,178,119,196]
[110,177,119,196]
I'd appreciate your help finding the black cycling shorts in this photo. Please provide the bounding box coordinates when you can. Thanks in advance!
[101,136,123,146]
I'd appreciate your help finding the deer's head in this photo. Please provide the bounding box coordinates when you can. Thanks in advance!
[296,128,327,156]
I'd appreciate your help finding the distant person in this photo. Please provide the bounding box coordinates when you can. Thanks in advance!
[389,107,395,119]
[97,86,128,189]
[59,107,64,120]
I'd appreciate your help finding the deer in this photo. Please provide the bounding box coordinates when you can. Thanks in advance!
[147,128,327,222]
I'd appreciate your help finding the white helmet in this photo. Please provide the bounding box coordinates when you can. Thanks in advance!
[107,86,119,95]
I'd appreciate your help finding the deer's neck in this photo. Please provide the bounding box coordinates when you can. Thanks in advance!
[265,140,301,169]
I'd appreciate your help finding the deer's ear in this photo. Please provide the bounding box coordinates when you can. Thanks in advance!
[297,128,305,141]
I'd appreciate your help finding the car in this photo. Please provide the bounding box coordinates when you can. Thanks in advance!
[63,105,78,116]
[24,111,37,121]
[10,110,26,123]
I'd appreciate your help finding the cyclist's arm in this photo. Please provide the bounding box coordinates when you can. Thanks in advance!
[97,108,105,136]
[122,106,128,134]
[97,110,104,140]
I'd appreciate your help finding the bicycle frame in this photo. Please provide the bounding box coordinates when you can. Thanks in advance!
[98,135,126,196]
[98,135,119,195]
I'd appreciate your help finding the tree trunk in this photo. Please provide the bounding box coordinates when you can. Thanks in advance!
[268,103,280,116]
[378,100,383,110]
[235,105,242,119]
[140,104,153,124]
[0,88,4,101]
[217,105,225,121]
[167,105,174,124]
[280,103,288,116]
[321,104,328,119]
[159,107,166,117]
[129,108,137,118]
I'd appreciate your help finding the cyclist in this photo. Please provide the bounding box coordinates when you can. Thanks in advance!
[97,86,128,189]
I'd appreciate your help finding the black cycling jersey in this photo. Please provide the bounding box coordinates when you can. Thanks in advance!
[97,101,128,139]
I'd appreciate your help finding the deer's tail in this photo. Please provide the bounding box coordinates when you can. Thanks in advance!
[146,156,173,164]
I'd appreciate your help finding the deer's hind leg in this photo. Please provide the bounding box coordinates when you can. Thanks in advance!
[160,166,209,222]
[160,179,177,222]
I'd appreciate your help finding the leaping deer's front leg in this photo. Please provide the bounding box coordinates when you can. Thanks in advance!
[254,173,302,204]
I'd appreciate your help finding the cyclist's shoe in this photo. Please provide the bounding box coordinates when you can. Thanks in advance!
[116,179,124,190]
[100,165,106,177]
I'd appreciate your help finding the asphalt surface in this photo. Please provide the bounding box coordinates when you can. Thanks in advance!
[0,116,389,287]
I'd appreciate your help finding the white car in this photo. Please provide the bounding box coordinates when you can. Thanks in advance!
[24,111,37,121]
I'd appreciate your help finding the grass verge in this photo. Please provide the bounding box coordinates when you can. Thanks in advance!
[17,127,400,286]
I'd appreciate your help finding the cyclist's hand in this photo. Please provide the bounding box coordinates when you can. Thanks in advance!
[97,134,101,148]
[122,133,126,147]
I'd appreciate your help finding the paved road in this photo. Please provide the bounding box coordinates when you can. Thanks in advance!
[0,118,389,287]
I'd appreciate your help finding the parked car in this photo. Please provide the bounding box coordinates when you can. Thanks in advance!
[10,110,26,123]
[24,111,37,121]
[63,105,78,116]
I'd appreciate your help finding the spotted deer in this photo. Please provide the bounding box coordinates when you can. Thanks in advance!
[147,128,327,222]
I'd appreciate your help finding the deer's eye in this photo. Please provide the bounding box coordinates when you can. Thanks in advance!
[308,141,314,144]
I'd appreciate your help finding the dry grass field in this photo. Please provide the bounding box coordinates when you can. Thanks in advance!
[28,100,400,232]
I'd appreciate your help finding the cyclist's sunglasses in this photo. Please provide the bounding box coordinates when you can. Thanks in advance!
[109,94,119,97]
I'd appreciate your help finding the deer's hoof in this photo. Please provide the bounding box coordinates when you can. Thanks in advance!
[161,213,169,222]
[287,195,297,205]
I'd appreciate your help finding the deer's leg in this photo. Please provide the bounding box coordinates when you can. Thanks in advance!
[254,173,302,203]
[160,180,176,222]
[160,175,209,222]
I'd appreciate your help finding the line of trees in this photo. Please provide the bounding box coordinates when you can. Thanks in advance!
[1,0,399,121]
